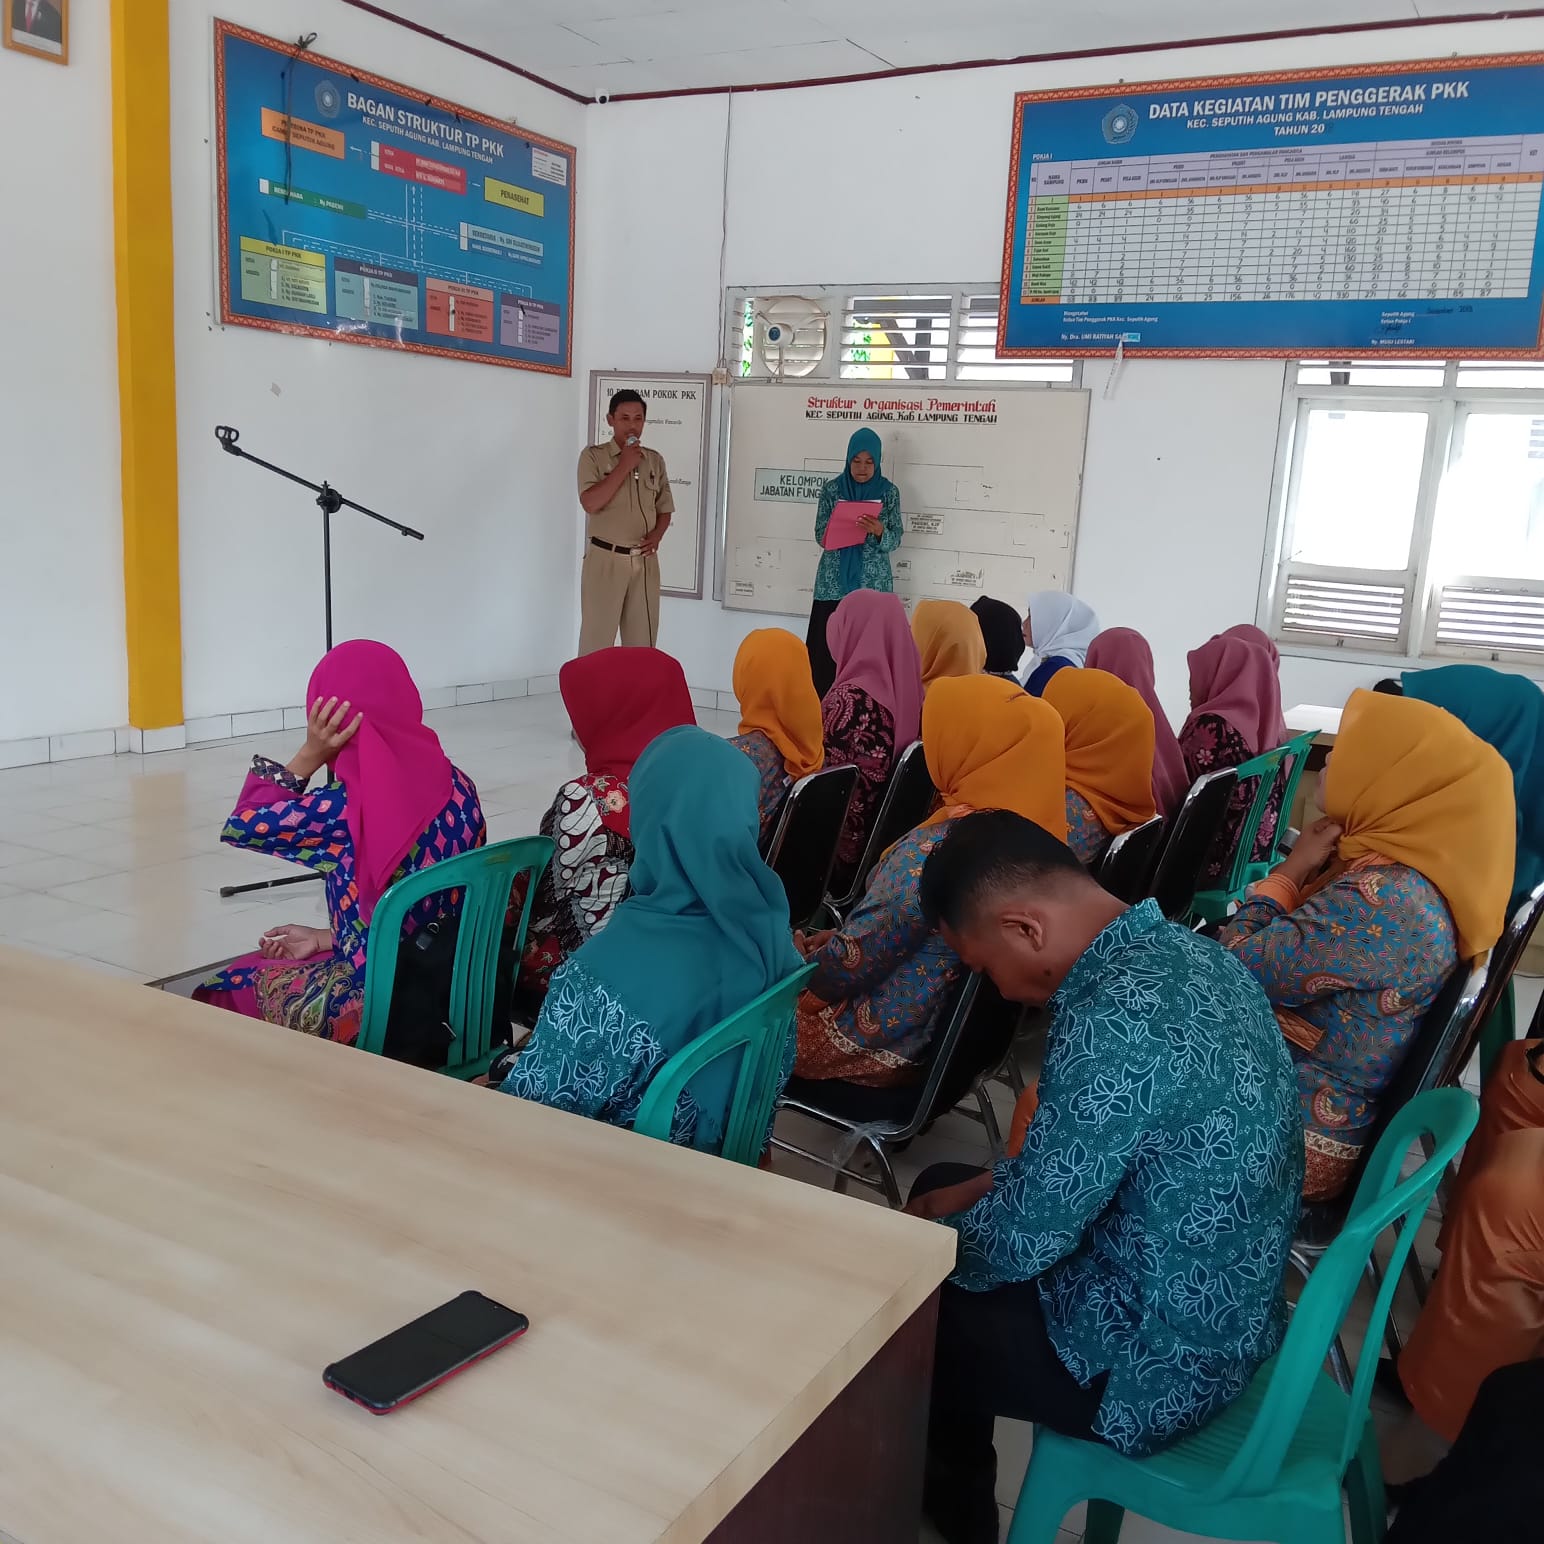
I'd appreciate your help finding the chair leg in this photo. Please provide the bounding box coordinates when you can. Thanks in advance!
[1003,1052,1026,1099]
[1366,1254,1408,1364]
[1004,1481,1085,1544]
[1327,1331,1353,1393]
[1402,1245,1429,1309]
[973,1081,1005,1160]
[1084,1499,1126,1544]
[1344,1419,1389,1544]
[870,1136,903,1209]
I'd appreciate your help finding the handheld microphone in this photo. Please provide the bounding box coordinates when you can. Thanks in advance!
[627,434,640,481]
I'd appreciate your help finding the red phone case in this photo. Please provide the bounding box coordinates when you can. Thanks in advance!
[323,1310,528,1413]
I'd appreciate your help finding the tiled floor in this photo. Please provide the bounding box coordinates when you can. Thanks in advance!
[0,697,1487,1544]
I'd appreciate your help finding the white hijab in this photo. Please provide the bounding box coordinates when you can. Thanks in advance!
[1023,593,1102,676]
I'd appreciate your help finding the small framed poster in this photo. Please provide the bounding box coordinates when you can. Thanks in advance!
[3,0,68,64]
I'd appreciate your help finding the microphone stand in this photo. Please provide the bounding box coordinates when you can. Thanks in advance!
[212,426,426,898]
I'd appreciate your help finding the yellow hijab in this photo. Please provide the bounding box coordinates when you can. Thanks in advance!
[732,629,825,780]
[921,675,1068,839]
[1324,689,1516,960]
[912,599,988,691]
[1044,668,1159,836]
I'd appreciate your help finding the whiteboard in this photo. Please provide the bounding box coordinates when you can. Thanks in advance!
[588,371,711,598]
[722,385,1089,616]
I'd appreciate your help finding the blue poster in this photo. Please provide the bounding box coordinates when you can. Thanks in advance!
[215,22,574,374]
[999,54,1544,357]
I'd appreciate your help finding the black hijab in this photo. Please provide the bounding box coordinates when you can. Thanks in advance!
[971,596,1025,676]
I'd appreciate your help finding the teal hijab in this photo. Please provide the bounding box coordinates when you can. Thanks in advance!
[574,724,801,1149]
[833,428,894,594]
[1402,663,1544,909]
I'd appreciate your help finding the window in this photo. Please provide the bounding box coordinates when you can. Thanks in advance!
[732,286,1079,386]
[1267,361,1544,663]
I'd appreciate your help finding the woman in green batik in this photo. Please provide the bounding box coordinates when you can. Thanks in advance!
[805,427,904,696]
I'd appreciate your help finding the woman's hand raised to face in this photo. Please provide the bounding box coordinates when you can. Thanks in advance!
[287,696,364,782]
[1276,815,1344,889]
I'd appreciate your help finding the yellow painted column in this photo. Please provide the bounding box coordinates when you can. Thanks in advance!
[111,0,183,730]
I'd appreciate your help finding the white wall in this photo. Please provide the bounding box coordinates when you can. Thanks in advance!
[0,1,127,744]
[578,14,1544,722]
[171,0,588,719]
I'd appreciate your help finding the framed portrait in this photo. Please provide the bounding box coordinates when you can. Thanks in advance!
[3,0,68,64]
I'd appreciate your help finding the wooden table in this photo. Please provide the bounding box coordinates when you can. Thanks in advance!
[0,949,954,1544]
[1284,703,1343,830]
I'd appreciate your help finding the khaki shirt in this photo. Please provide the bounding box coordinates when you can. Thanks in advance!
[577,440,675,547]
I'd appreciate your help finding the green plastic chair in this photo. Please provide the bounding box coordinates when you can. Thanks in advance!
[633,962,815,1165]
[1191,731,1317,925]
[1008,1086,1479,1544]
[356,835,554,1080]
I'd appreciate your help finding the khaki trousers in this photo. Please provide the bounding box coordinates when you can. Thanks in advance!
[578,543,660,654]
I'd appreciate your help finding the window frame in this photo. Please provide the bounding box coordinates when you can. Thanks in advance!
[1261,361,1544,670]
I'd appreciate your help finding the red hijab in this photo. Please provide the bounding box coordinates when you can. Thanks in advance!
[1086,627,1189,815]
[559,648,696,833]
[1182,632,1288,757]
[307,640,453,923]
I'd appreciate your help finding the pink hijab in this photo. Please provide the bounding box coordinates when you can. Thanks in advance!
[826,590,923,748]
[1182,632,1288,758]
[307,640,454,922]
[1086,627,1189,815]
[1218,624,1289,744]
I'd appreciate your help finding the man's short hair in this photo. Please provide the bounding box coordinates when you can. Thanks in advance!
[608,389,647,417]
[920,810,1088,931]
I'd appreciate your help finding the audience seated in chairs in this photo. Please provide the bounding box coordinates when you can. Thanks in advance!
[513,647,695,1012]
[195,640,485,1044]
[1042,667,1159,864]
[1085,625,1189,816]
[792,675,1065,1089]
[727,628,825,847]
[1219,688,1514,1201]
[1020,591,1101,696]
[904,810,1301,1544]
[911,599,987,694]
[497,726,801,1150]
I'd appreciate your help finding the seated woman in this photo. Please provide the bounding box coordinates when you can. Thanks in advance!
[196,640,485,1043]
[498,726,802,1152]
[516,647,695,1006]
[822,589,923,880]
[728,628,825,846]
[1219,689,1513,1201]
[970,595,1026,679]
[1179,628,1289,885]
[1043,667,1158,865]
[1019,591,1101,696]
[792,675,1066,1088]
[911,599,987,693]
[1086,625,1189,815]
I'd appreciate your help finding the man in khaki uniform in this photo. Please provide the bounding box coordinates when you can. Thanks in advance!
[577,390,674,653]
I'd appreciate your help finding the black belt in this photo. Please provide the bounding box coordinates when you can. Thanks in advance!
[590,536,642,555]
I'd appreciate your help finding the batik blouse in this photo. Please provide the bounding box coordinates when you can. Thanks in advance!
[1064,788,1109,866]
[205,761,486,1038]
[515,774,634,1008]
[1181,712,1282,886]
[812,480,905,601]
[793,821,960,1087]
[730,729,792,848]
[950,901,1302,1457]
[822,684,896,877]
[1220,855,1458,1200]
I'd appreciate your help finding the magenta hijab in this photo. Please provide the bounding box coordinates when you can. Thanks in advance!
[306,640,454,922]
[1218,624,1289,744]
[1086,627,1189,815]
[825,590,923,747]
[1182,632,1288,758]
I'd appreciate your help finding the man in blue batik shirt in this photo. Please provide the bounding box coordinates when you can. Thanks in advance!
[908,810,1303,1544]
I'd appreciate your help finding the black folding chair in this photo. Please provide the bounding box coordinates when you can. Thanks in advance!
[772,970,1020,1207]
[820,739,935,924]
[1145,766,1238,922]
[762,764,858,931]
[1097,815,1167,903]
[1444,880,1544,1087]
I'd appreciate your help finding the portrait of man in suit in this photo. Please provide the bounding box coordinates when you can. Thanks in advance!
[5,0,67,61]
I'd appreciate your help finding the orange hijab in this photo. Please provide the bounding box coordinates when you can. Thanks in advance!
[1323,689,1515,960]
[911,599,987,691]
[1044,668,1159,836]
[921,675,1067,839]
[732,629,825,780]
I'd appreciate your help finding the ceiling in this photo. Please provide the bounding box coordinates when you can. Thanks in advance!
[362,0,1522,99]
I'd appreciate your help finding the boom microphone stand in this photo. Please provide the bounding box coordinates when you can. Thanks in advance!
[212,426,426,899]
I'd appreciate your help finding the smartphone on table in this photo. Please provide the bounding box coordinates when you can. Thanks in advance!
[323,1290,529,1414]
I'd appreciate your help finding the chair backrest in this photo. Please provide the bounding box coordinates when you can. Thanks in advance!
[1215,731,1318,894]
[1448,880,1544,1082]
[1212,1087,1479,1502]
[828,740,936,910]
[632,963,816,1164]
[1146,767,1238,921]
[1097,815,1167,904]
[763,764,859,929]
[356,836,554,1075]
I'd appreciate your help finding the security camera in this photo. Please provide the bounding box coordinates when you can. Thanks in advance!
[596,91,611,105]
